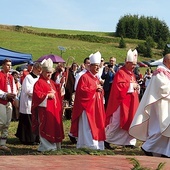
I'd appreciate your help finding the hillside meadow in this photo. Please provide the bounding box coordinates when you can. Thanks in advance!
[0,25,163,71]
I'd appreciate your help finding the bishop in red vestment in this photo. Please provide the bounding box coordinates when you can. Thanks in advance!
[70,51,106,150]
[105,49,139,149]
[32,58,64,152]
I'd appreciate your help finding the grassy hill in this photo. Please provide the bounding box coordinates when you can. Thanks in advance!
[0,24,163,68]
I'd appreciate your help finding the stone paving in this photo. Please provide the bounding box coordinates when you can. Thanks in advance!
[0,155,170,170]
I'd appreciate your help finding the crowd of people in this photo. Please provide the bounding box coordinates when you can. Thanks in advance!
[0,49,170,158]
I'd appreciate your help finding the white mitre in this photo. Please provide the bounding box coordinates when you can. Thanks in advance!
[126,49,138,63]
[89,51,101,64]
[41,58,54,72]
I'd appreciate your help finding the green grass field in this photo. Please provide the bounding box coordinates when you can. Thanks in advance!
[2,119,143,156]
[0,25,162,70]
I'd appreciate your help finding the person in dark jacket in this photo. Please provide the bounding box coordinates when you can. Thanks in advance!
[64,62,78,106]
[101,57,119,109]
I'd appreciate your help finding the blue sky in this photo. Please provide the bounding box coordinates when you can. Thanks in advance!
[1,0,170,32]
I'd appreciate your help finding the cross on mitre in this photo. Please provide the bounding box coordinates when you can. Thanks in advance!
[133,49,138,61]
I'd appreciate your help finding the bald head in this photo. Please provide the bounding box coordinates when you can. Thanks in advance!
[163,53,170,69]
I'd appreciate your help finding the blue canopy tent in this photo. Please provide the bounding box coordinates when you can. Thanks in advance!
[0,47,32,66]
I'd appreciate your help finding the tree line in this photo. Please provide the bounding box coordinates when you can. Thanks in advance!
[116,14,170,57]
[115,14,170,43]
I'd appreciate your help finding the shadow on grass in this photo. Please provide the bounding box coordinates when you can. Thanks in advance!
[5,122,145,156]
[3,138,144,156]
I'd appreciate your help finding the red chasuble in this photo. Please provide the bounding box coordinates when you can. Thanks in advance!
[106,66,139,131]
[70,71,106,141]
[31,75,64,143]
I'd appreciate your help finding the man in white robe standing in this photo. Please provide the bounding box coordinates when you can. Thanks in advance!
[16,62,42,144]
[129,53,170,157]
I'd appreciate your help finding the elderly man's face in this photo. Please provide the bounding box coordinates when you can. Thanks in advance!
[125,62,137,71]
[109,58,116,66]
[90,64,100,75]
[42,70,53,80]
[164,53,170,69]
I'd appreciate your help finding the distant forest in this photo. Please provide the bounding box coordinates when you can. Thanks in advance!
[115,14,169,43]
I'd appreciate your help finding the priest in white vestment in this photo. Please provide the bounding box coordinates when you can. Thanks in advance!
[129,53,170,157]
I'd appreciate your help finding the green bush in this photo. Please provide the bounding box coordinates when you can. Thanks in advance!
[119,36,126,48]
